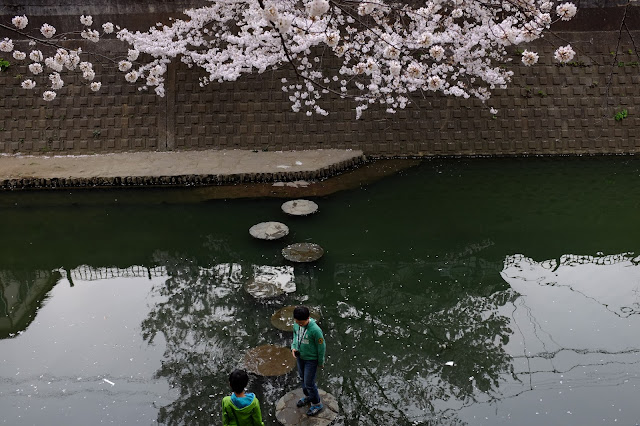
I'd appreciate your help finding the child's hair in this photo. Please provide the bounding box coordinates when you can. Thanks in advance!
[293,305,310,321]
[229,369,249,394]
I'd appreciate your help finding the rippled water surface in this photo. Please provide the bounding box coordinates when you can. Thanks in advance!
[1,156,640,425]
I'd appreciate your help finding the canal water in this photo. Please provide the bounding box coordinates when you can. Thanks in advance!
[1,156,639,425]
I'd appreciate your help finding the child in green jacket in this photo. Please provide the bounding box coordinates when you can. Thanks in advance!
[221,369,265,426]
[291,305,326,416]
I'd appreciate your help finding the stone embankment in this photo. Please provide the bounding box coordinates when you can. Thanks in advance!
[0,149,366,190]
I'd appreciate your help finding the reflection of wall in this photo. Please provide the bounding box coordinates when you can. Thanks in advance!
[67,265,167,281]
[502,253,640,318]
[0,270,61,338]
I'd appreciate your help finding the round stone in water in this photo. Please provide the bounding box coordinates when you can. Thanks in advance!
[249,221,289,240]
[244,279,285,299]
[243,344,296,377]
[282,242,324,263]
[271,305,322,331]
[281,199,318,216]
[275,388,339,425]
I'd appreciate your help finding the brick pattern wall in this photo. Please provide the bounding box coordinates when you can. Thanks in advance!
[0,30,639,157]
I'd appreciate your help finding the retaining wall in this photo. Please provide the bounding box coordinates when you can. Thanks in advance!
[0,5,639,157]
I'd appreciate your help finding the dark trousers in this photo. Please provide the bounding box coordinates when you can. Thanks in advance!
[296,358,320,404]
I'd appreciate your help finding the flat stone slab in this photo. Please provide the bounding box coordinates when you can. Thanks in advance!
[0,150,364,179]
[249,221,289,240]
[0,150,366,190]
[271,306,322,331]
[281,200,319,216]
[243,344,296,377]
[275,389,339,425]
[282,243,324,263]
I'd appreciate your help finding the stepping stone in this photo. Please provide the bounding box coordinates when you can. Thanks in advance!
[244,266,296,299]
[249,221,289,240]
[271,306,322,331]
[243,344,297,377]
[282,243,324,263]
[244,279,286,298]
[275,388,339,425]
[281,199,318,216]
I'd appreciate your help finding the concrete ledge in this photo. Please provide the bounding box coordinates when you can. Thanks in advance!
[0,149,366,190]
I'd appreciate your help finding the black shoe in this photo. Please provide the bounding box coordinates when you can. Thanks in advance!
[296,397,311,407]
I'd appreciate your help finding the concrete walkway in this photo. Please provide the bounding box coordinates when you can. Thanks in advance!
[0,149,366,189]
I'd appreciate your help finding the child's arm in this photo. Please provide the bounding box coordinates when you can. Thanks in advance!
[315,329,326,367]
[291,324,299,358]
[221,397,230,426]
[291,324,299,350]
[252,398,265,426]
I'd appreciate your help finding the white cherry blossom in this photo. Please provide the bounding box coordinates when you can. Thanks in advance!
[49,72,64,90]
[554,44,575,63]
[0,38,13,52]
[28,63,43,75]
[21,79,36,89]
[80,15,93,26]
[102,22,114,34]
[12,15,28,30]
[118,60,132,72]
[81,29,100,42]
[125,70,139,82]
[521,50,539,66]
[127,49,140,61]
[556,3,577,20]
[40,23,56,38]
[29,50,43,62]
[306,0,330,17]
[42,90,56,101]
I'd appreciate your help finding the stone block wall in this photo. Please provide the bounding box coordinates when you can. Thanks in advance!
[0,6,639,157]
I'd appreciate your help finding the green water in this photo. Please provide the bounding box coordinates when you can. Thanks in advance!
[1,156,640,425]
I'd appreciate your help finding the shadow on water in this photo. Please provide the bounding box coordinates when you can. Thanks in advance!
[3,156,640,425]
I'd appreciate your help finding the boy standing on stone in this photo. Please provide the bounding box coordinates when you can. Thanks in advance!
[221,369,265,426]
[291,305,326,416]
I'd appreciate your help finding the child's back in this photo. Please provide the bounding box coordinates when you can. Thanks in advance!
[221,370,265,426]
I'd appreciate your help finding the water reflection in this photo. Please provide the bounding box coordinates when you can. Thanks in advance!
[90,250,515,425]
[140,251,314,425]
[453,253,640,424]
[4,249,640,425]
[0,248,518,425]
[0,268,171,425]
[0,270,61,338]
[329,260,516,425]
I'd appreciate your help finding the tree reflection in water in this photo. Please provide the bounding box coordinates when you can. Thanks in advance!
[141,246,517,425]
[328,261,517,425]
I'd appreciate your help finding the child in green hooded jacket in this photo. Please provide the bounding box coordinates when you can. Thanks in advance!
[221,369,265,426]
[291,305,326,416]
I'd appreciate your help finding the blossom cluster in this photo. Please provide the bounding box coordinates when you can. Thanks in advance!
[1,0,578,115]
[0,15,109,100]
[116,0,578,117]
